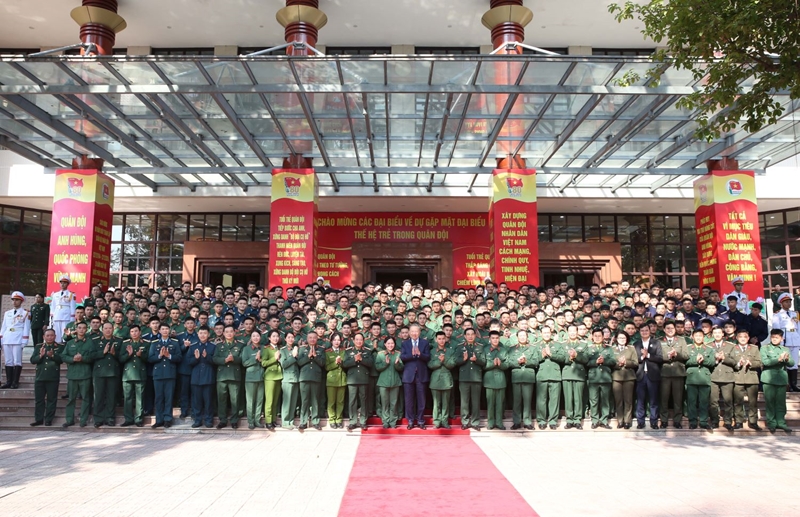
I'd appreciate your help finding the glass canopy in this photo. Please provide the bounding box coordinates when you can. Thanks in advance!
[0,54,795,191]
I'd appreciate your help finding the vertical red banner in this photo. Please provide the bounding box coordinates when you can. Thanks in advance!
[489,169,539,290]
[268,168,318,288]
[47,169,115,301]
[694,170,764,300]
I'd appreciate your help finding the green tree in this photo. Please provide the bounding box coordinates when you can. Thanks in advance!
[609,0,800,140]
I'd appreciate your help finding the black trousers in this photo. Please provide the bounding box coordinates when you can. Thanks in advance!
[636,375,660,426]
[403,379,426,424]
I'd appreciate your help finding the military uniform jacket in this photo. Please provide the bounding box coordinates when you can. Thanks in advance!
[428,346,457,390]
[279,346,300,383]
[365,338,383,378]
[611,345,639,382]
[482,345,508,389]
[685,344,715,386]
[149,338,182,380]
[375,350,404,388]
[177,331,201,375]
[260,345,283,382]
[586,345,617,384]
[30,343,63,382]
[660,338,689,377]
[49,289,76,322]
[709,342,736,383]
[730,344,762,385]
[93,337,121,378]
[188,341,216,385]
[297,345,326,383]
[62,337,95,380]
[532,341,567,382]
[212,340,243,382]
[561,340,589,381]
[30,303,50,331]
[760,344,795,385]
[454,343,486,383]
[0,307,30,345]
[343,347,374,385]
[772,309,800,348]
[324,348,347,387]
[241,343,266,382]
[119,339,150,382]
[505,345,539,384]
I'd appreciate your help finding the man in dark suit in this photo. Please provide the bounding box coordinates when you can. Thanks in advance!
[400,323,431,429]
[634,324,663,429]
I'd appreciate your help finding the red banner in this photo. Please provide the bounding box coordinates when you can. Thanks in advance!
[268,168,318,288]
[489,169,539,289]
[694,170,764,300]
[47,169,114,301]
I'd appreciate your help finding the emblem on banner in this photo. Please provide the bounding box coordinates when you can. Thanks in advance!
[102,183,110,200]
[284,176,302,197]
[66,177,84,197]
[726,179,743,196]
[506,177,523,197]
[698,183,708,204]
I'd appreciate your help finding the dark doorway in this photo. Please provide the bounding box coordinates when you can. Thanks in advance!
[373,270,429,288]
[206,267,264,289]
[541,272,596,289]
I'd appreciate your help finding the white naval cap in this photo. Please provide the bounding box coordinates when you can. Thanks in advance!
[10,291,25,301]
[316,276,324,282]
[778,293,792,304]
[731,276,744,284]
[59,274,71,283]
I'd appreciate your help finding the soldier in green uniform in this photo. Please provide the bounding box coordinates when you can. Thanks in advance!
[261,330,284,430]
[561,325,588,430]
[534,326,567,430]
[364,323,383,421]
[685,329,715,429]
[119,325,149,427]
[344,333,374,430]
[213,325,243,429]
[93,322,121,427]
[279,332,300,429]
[483,331,508,430]
[29,294,50,348]
[297,332,325,430]
[760,329,794,433]
[586,328,616,429]
[455,328,486,430]
[611,332,638,429]
[427,332,455,429]
[708,327,736,430]
[241,330,266,429]
[29,329,61,426]
[324,333,347,429]
[730,329,763,430]
[376,336,404,428]
[659,321,689,429]
[506,329,538,430]
[61,322,95,427]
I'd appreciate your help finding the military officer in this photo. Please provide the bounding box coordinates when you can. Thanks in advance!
[772,293,800,391]
[533,326,566,429]
[324,333,347,429]
[344,333,374,430]
[586,328,616,429]
[561,325,588,430]
[760,329,794,433]
[29,293,50,349]
[176,317,200,419]
[297,331,325,430]
[659,321,689,429]
[0,291,30,389]
[212,324,243,429]
[730,329,763,430]
[723,276,750,315]
[685,329,715,429]
[427,332,455,429]
[49,275,77,343]
[119,325,149,427]
[61,321,94,428]
[611,332,638,429]
[709,327,736,430]
[376,336,404,429]
[455,328,486,430]
[261,330,284,430]
[188,325,216,428]
[92,322,121,428]
[241,330,266,429]
[148,322,182,428]
[29,329,62,426]
[483,331,508,430]
[506,329,538,430]
[279,332,300,429]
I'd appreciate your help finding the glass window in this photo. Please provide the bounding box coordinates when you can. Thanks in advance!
[618,215,648,243]
[112,214,124,241]
[22,210,45,239]
[254,214,270,241]
[1,207,21,235]
[551,215,582,242]
[189,214,205,240]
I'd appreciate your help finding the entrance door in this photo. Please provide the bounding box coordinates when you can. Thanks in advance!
[373,269,429,288]
[205,267,263,289]
[541,272,596,289]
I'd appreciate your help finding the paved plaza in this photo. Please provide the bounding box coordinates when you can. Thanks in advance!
[0,430,797,517]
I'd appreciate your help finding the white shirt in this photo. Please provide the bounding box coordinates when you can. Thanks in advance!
[641,339,650,372]
[724,290,750,314]
[0,308,30,345]
[773,309,800,348]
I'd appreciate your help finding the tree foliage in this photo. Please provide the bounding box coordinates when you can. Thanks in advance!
[609,0,800,141]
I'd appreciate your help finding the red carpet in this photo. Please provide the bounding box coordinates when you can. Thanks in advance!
[338,436,538,517]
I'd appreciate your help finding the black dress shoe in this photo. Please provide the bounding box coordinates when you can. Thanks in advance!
[689,424,698,429]
[79,422,87,428]
[407,423,415,430]
[191,422,202,428]
[205,423,213,429]
[62,422,74,428]
[748,423,762,431]
[298,424,307,430]
[120,422,133,427]
[497,426,506,430]
[164,421,172,429]
[30,421,43,427]
[538,424,546,430]
[231,423,238,429]
[472,425,481,431]
[564,423,573,429]
[575,424,583,430]
[152,422,164,429]
[313,424,322,430]
[248,424,255,430]
[136,422,144,427]
[94,423,102,429]
[602,424,612,430]
[734,423,743,429]
[549,424,557,430]
[524,424,534,430]
[61,394,69,399]
[768,427,776,433]
[461,424,469,430]
[216,422,227,429]
[617,423,624,429]
[45,421,52,426]
[510,424,522,430]
[419,424,426,430]
[674,423,682,429]
[636,423,645,429]
[179,413,187,419]
[624,424,632,429]
[106,421,115,427]
[443,424,451,429]
[591,423,598,429]
[723,423,734,431]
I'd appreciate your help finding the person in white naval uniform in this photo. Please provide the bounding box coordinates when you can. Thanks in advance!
[0,291,31,389]
[772,293,800,391]
[49,275,77,343]
[724,276,752,315]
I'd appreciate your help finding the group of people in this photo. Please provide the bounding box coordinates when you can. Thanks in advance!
[3,274,798,434]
